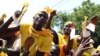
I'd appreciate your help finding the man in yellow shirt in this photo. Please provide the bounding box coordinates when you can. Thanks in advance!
[45,9,75,56]
[2,10,53,56]
[46,10,98,56]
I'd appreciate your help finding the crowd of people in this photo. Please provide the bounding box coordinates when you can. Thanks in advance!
[0,2,100,56]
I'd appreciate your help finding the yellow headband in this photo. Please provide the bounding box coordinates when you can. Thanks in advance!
[41,6,53,14]
[64,21,73,28]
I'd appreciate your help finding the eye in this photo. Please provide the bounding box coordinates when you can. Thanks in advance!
[64,26,70,30]
[40,17,44,19]
[39,14,47,19]
[65,25,68,27]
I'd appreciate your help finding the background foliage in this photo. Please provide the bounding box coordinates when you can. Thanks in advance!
[52,0,100,48]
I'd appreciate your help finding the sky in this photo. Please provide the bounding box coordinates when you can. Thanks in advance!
[0,0,100,16]
[0,0,99,32]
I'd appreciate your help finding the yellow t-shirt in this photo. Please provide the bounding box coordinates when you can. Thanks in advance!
[57,33,68,56]
[20,23,53,56]
[0,51,7,56]
[58,33,68,46]
[72,35,80,51]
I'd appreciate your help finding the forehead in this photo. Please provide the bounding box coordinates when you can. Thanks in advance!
[36,11,48,18]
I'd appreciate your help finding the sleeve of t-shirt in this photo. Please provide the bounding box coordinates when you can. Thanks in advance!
[20,23,32,47]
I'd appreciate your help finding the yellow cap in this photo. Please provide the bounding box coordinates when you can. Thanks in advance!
[64,21,73,28]
[41,6,53,14]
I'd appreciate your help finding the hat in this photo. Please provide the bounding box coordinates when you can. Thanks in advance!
[64,21,73,28]
[40,6,54,14]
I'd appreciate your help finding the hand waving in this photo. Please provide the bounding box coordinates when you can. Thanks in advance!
[75,37,94,56]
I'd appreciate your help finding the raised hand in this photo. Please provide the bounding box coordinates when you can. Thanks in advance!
[90,14,98,25]
[50,10,56,17]
[75,37,94,56]
[22,0,29,11]
[14,10,22,19]
[0,13,7,20]
[45,8,56,29]
[86,14,98,33]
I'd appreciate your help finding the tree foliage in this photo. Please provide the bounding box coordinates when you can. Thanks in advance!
[52,0,100,47]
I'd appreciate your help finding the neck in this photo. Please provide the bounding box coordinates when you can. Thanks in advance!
[35,28,42,31]
[64,33,70,36]
[64,34,69,39]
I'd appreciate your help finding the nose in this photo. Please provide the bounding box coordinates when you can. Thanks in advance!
[38,17,43,21]
[38,18,41,21]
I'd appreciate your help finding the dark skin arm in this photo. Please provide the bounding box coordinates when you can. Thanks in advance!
[63,24,74,56]
[0,1,29,35]
[45,10,56,29]
[0,9,22,35]
[0,4,28,36]
[45,10,59,45]
[65,38,74,56]
[22,36,34,56]
[63,33,74,56]
[0,16,14,34]
[0,26,20,37]
[0,10,22,36]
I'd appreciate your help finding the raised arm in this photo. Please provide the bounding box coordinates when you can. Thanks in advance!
[0,16,14,33]
[0,26,20,38]
[74,37,93,56]
[0,2,29,34]
[0,10,22,37]
[45,10,56,29]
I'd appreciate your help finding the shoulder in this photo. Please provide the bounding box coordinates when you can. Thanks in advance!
[57,33,63,37]
[20,23,32,29]
[20,23,33,34]
[41,29,53,37]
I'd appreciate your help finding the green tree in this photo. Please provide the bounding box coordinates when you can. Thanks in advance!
[52,0,100,47]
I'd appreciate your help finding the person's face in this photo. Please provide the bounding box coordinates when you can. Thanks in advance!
[33,12,48,28]
[64,24,71,35]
